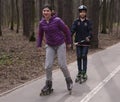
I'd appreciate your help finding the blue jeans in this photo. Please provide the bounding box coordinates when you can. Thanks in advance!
[76,46,89,73]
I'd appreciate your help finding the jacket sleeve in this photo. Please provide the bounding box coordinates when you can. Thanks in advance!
[71,20,77,37]
[88,20,93,39]
[57,18,72,44]
[37,22,44,47]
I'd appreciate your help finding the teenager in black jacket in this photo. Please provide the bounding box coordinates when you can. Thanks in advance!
[71,5,92,83]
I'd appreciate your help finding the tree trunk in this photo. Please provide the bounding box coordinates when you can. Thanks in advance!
[23,0,29,37]
[108,0,114,34]
[116,0,120,37]
[10,0,14,30]
[50,0,55,9]
[29,0,35,41]
[88,0,100,48]
[39,0,43,20]
[0,0,2,36]
[101,0,107,33]
[73,0,80,18]
[16,0,20,33]
[57,0,64,19]
[62,0,74,28]
[23,0,35,41]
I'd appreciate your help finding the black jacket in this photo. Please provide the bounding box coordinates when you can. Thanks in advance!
[71,18,92,45]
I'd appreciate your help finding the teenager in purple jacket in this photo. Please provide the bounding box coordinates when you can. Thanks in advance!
[37,4,73,95]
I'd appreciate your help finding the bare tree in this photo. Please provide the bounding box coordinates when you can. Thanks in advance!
[39,0,43,20]
[108,0,115,34]
[16,0,20,33]
[0,0,119,44]
[0,0,2,36]
[62,0,74,28]
[10,0,14,30]
[101,0,107,33]
[38,0,47,20]
[88,0,100,48]
[23,0,35,41]
[29,0,35,41]
[49,0,55,9]
[114,0,120,37]
[57,0,64,18]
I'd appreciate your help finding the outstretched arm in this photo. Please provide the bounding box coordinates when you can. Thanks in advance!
[71,20,77,37]
[88,20,93,40]
[58,19,72,45]
[37,22,44,47]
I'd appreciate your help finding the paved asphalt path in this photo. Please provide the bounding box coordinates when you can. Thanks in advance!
[0,43,120,102]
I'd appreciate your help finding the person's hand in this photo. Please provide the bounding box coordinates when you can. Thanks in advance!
[66,44,71,49]
[37,47,42,56]
[37,47,42,51]
[86,37,90,42]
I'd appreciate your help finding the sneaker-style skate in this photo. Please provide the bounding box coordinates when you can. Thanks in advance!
[40,80,53,96]
[75,72,82,83]
[66,77,73,95]
[79,72,88,84]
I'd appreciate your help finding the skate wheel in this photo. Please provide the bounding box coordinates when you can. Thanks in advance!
[75,79,77,83]
[40,93,43,96]
[49,89,53,94]
[75,79,79,83]
[46,91,49,95]
[51,89,54,92]
[40,89,54,96]
[40,91,47,96]
[79,81,82,84]
[69,90,72,95]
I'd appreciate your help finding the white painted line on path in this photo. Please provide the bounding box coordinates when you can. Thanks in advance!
[80,65,120,102]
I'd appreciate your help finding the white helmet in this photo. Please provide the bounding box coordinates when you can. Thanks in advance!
[78,5,87,12]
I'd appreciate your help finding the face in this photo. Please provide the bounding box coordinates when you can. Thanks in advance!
[79,10,87,18]
[42,7,52,19]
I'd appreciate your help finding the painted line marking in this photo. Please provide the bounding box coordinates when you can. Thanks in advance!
[80,65,120,102]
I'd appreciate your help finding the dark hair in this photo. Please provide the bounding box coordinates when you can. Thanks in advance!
[42,4,52,11]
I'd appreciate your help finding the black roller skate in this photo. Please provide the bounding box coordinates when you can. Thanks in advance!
[66,77,73,95]
[75,72,82,83]
[40,80,53,96]
[80,72,88,84]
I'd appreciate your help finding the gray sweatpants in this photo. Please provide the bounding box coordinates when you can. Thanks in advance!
[45,43,71,81]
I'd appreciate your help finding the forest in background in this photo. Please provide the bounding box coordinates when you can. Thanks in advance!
[0,0,120,94]
[0,0,120,48]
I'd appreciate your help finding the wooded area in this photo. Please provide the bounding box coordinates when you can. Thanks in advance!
[0,0,120,48]
[0,0,120,94]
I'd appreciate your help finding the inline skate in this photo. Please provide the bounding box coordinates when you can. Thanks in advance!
[75,72,82,83]
[66,77,73,95]
[80,72,88,84]
[40,80,53,96]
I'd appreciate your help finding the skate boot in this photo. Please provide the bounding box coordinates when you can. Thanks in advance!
[82,73,87,80]
[75,71,82,83]
[80,72,87,84]
[40,80,53,96]
[65,77,73,95]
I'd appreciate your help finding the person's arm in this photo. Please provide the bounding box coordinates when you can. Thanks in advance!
[37,22,44,47]
[57,18,72,45]
[71,20,77,37]
[71,20,77,48]
[88,20,93,39]
[85,20,93,42]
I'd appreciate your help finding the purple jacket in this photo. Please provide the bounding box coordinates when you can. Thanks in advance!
[37,15,71,47]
